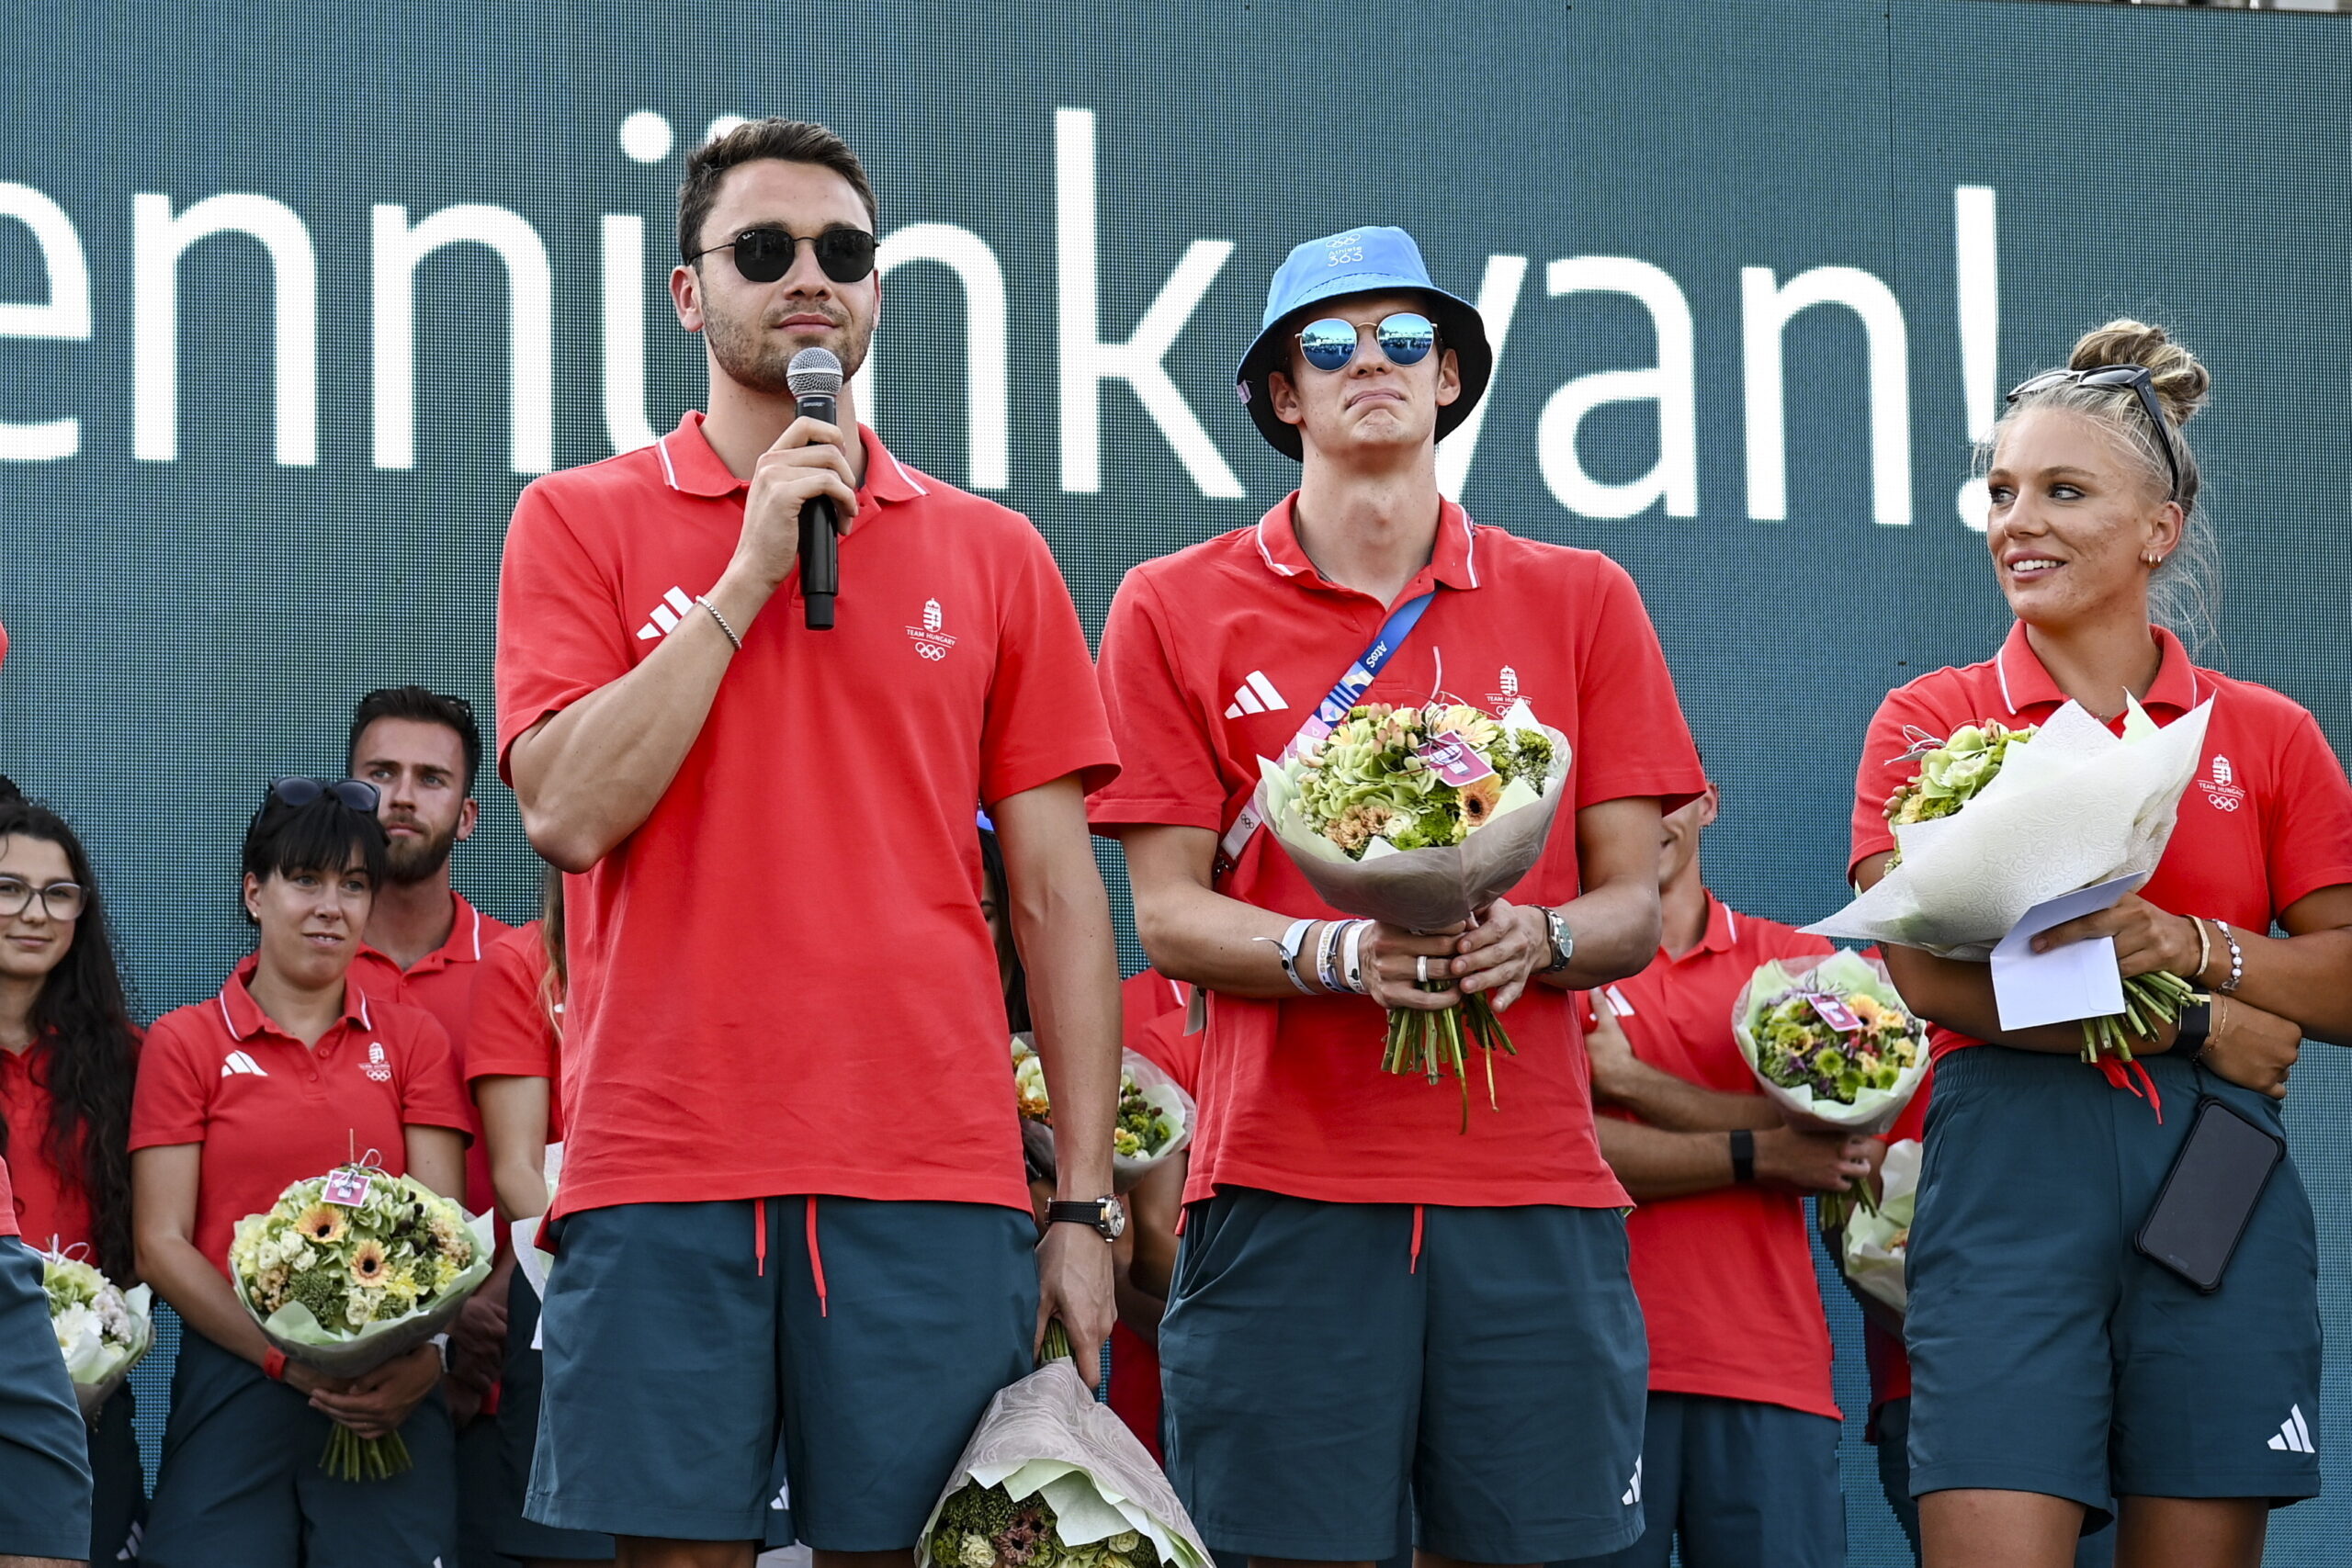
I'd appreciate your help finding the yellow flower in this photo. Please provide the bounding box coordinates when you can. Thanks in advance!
[295,1202,348,1246]
[346,1238,390,1288]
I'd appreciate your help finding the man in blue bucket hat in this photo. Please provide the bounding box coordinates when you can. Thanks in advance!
[1091,225,1704,1567]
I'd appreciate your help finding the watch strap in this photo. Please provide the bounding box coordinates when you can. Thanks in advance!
[1543,907,1575,973]
[1729,1129,1757,1185]
[1046,1199,1114,1235]
[2176,997,2213,1056]
[262,1347,288,1382]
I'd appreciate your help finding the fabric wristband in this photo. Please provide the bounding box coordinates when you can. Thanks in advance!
[262,1347,288,1382]
[1728,1129,1757,1185]
[1340,920,1372,994]
[1316,919,1346,994]
[1263,918,1316,995]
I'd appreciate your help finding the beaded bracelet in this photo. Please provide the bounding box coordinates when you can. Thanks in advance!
[2213,919,2245,995]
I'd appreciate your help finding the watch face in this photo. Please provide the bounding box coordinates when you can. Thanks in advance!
[1100,1200,1126,1239]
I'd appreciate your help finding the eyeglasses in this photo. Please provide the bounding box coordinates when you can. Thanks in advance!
[687,226,877,285]
[1295,311,1437,373]
[268,777,381,814]
[2005,364,2182,501]
[0,877,84,921]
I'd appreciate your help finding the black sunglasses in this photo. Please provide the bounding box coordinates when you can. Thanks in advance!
[269,776,380,814]
[688,225,876,285]
[2006,364,2182,501]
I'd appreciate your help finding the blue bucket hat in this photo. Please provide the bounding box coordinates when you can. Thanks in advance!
[1236,225,1492,461]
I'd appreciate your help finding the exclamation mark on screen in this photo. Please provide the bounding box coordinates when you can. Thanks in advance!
[1954,186,1999,532]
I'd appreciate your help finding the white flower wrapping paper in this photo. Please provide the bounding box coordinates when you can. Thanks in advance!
[1013,1040,1194,1194]
[45,1263,153,1422]
[1841,1137,1920,1314]
[234,1207,498,1382]
[1732,951,1930,1135]
[1806,697,2213,961]
[1256,703,1571,934]
[918,1359,1212,1568]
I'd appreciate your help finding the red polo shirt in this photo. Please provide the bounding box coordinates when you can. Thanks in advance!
[353,892,512,1219]
[0,1157,14,1238]
[0,1040,99,1253]
[1591,896,1839,1418]
[1091,495,1703,1209]
[1107,968,1192,1462]
[1850,623,2352,1060]
[465,921,567,1143]
[129,958,474,1277]
[496,412,1117,1219]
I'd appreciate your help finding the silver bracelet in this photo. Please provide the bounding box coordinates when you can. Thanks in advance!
[2214,919,2245,995]
[695,594,744,652]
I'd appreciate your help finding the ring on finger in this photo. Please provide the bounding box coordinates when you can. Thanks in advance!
[1416,954,1430,984]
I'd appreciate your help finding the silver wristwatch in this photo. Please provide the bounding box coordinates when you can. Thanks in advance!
[1541,907,1575,973]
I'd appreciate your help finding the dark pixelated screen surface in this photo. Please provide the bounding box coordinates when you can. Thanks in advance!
[6,0,2350,1559]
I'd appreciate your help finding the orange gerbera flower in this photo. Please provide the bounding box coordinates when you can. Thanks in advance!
[346,1238,389,1287]
[296,1203,348,1246]
[1458,775,1504,828]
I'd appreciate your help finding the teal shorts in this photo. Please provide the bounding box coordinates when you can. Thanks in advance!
[492,1265,617,1560]
[141,1326,457,1568]
[527,1195,1036,1548]
[1907,1046,2322,1520]
[0,1235,92,1560]
[1572,1392,1843,1568]
[1160,1190,1647,1563]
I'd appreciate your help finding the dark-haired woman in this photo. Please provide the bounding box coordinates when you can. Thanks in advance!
[469,869,614,1568]
[1851,321,2352,1568]
[130,780,477,1568]
[0,800,144,1562]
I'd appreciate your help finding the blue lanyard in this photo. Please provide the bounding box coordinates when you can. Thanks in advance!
[1309,591,1437,730]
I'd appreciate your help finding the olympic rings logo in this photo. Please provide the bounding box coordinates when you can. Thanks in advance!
[915,644,947,661]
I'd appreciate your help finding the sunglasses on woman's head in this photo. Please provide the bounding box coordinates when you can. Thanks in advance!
[689,225,877,285]
[1295,311,1437,373]
[268,776,380,815]
[2005,364,2182,501]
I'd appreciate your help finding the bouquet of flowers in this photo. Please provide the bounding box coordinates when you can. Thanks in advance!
[1258,699,1569,1122]
[230,1162,494,1480]
[1809,697,2214,1066]
[40,1247,153,1421]
[921,1323,1210,1568]
[1734,951,1929,1227]
[1838,1137,1920,1316]
[1012,1038,1192,1192]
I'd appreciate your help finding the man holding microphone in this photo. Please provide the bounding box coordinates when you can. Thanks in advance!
[495,119,1123,1568]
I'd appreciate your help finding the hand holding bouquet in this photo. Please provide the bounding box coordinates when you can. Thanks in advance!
[231,1163,493,1480]
[1259,699,1569,1122]
[40,1247,153,1422]
[922,1322,1210,1568]
[1733,952,1928,1228]
[1012,1038,1192,1192]
[1813,697,2214,1066]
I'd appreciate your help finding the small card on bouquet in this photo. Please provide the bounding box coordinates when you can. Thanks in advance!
[1989,874,2146,1032]
[1415,732,1496,787]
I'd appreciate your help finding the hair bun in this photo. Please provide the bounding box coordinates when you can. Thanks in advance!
[2068,318,2211,427]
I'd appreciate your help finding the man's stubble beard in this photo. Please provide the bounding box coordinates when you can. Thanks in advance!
[704,296,875,397]
[383,819,459,887]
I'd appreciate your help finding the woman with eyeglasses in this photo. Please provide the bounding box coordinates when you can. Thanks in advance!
[0,799,145,1562]
[1849,321,2352,1568]
[130,778,476,1568]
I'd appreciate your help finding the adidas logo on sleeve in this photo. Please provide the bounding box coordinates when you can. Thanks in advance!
[2268,1404,2316,1454]
[1225,671,1289,719]
[636,586,696,641]
[220,1050,268,1078]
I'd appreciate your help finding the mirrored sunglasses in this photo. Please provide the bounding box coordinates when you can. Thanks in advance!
[1295,311,1437,373]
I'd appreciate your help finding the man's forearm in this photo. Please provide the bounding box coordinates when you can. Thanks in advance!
[510,566,775,872]
[1596,1119,1736,1201]
[999,784,1122,1198]
[1599,1062,1781,1133]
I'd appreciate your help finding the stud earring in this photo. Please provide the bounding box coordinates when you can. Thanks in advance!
[2143,552,2165,567]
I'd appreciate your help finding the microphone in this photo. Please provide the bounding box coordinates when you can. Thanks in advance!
[786,347,845,631]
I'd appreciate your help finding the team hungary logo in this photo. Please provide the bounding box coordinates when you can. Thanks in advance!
[363,1042,392,1083]
[2199,753,2246,813]
[906,598,957,661]
[1487,665,1521,716]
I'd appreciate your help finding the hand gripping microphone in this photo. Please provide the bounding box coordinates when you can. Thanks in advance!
[786,346,845,630]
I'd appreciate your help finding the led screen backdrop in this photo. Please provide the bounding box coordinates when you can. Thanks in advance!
[4,0,2349,1560]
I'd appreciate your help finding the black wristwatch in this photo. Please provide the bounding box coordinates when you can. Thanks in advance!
[1045,1197,1125,1240]
[1541,907,1575,974]
[2176,997,2214,1061]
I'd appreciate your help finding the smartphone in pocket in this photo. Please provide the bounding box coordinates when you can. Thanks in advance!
[2135,1096,2285,1293]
